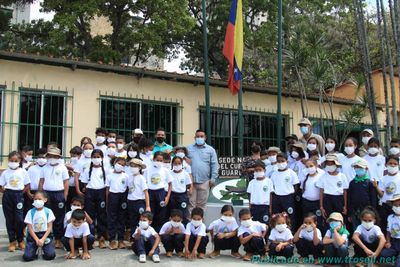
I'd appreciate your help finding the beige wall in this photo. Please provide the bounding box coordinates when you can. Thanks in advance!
[0,59,375,162]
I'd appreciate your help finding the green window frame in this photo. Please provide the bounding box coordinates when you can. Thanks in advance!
[199,107,289,156]
[100,96,181,145]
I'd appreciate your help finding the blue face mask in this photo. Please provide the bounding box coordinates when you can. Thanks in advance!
[195,137,205,146]
[355,168,367,177]
[300,126,309,135]
[329,221,341,230]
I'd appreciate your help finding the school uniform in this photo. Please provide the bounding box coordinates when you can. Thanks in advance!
[115,150,127,158]
[132,226,160,256]
[94,144,107,154]
[380,214,400,265]
[23,207,56,261]
[159,221,186,253]
[140,153,153,173]
[41,163,69,240]
[237,221,266,255]
[80,167,108,239]
[127,173,148,235]
[208,218,240,252]
[378,174,400,232]
[316,172,349,216]
[145,164,173,231]
[341,155,362,183]
[247,177,274,224]
[185,221,209,254]
[106,171,129,241]
[268,228,294,258]
[169,170,191,222]
[74,157,91,190]
[265,164,278,178]
[353,224,383,258]
[24,164,45,217]
[0,167,30,243]
[295,228,323,259]
[323,228,349,263]
[363,154,385,182]
[301,170,325,228]
[270,168,299,223]
[61,222,95,251]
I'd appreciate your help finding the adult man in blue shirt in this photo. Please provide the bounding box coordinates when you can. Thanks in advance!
[153,128,173,154]
[186,129,219,213]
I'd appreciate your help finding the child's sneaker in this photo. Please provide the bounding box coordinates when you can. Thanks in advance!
[8,241,16,252]
[18,241,25,250]
[98,237,107,249]
[109,240,118,250]
[139,254,146,263]
[152,254,160,263]
[118,240,126,249]
[165,251,173,257]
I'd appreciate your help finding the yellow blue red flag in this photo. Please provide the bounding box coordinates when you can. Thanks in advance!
[223,0,243,95]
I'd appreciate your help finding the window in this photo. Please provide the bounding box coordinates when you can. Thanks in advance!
[19,89,66,152]
[100,97,181,145]
[200,107,288,156]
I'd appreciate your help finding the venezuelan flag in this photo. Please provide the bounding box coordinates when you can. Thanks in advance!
[223,0,243,96]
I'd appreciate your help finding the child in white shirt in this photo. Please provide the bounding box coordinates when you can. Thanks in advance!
[380,194,400,265]
[293,213,323,262]
[363,137,385,183]
[268,212,294,259]
[159,209,186,257]
[184,207,209,260]
[322,212,349,264]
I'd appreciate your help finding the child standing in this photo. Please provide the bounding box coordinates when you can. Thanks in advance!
[159,209,186,257]
[247,160,274,225]
[62,209,95,260]
[23,191,56,261]
[94,128,108,154]
[74,142,94,197]
[322,212,349,264]
[380,194,400,266]
[115,135,127,158]
[341,137,362,183]
[237,208,267,261]
[0,151,30,251]
[65,146,82,210]
[265,147,281,177]
[106,157,129,250]
[132,212,161,263]
[184,207,209,260]
[363,138,385,183]
[208,205,241,259]
[268,213,294,259]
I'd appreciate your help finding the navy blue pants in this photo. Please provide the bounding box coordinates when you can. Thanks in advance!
[271,193,295,224]
[379,203,393,235]
[354,238,379,258]
[132,235,160,256]
[269,242,294,258]
[23,232,55,261]
[302,198,324,230]
[85,188,107,238]
[380,238,400,266]
[45,190,65,240]
[213,235,241,253]
[295,238,323,258]
[148,189,168,232]
[61,235,95,251]
[242,232,265,255]
[66,186,77,211]
[324,243,349,264]
[161,234,185,253]
[294,190,303,230]
[107,192,127,241]
[128,199,146,235]
[3,189,25,242]
[250,204,270,224]
[169,192,189,224]
[323,194,344,216]
[188,235,209,254]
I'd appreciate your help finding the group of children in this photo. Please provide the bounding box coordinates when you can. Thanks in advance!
[1,127,400,265]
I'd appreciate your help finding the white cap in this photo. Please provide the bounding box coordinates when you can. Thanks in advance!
[133,128,143,135]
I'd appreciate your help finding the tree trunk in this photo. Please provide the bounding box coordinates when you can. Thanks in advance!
[392,0,400,135]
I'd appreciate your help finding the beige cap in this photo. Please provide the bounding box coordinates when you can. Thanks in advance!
[46,147,61,157]
[389,193,400,203]
[267,146,281,153]
[324,154,341,166]
[129,158,146,169]
[352,158,368,169]
[327,212,344,223]
[298,118,312,126]
[361,129,373,136]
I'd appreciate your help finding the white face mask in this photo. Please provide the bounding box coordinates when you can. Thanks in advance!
[25,156,33,162]
[176,152,185,158]
[344,146,355,155]
[362,136,372,145]
[221,216,235,224]
[117,144,124,150]
[154,161,163,168]
[390,147,400,156]
[254,171,265,179]
[191,219,202,227]
[130,167,140,174]
[33,199,45,209]
[128,151,137,158]
[8,162,19,170]
[241,219,252,228]
[275,223,287,232]
[307,144,317,151]
[387,166,399,175]
[306,167,317,175]
[325,165,337,173]
[171,221,182,228]
[96,136,106,144]
[139,220,149,230]
[84,149,93,158]
[325,143,336,152]
[48,158,59,166]
[36,158,47,166]
[368,147,379,155]
[291,151,299,159]
[71,205,81,211]
[393,206,400,215]
[114,163,124,172]
[107,148,116,156]
[277,162,288,170]
[269,155,277,163]
[91,158,102,166]
[361,221,374,230]
[172,165,182,171]
[107,137,116,143]
[306,225,313,232]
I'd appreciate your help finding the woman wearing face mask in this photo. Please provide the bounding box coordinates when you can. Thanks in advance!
[240,144,262,183]
[74,142,94,197]
[341,137,362,183]
[320,137,345,166]
[322,212,349,264]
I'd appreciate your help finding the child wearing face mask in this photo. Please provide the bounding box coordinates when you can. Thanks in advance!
[106,130,117,144]
[247,160,274,226]
[184,207,209,260]
[127,143,140,161]
[21,145,34,170]
[389,138,400,158]
[173,146,192,176]
[320,137,345,166]
[306,137,321,159]
[0,151,30,252]
[341,137,362,183]
[127,158,150,239]
[265,147,281,177]
[363,137,385,184]
[74,142,94,197]
[268,212,294,259]
[270,153,299,226]
[293,213,323,263]
[374,156,400,234]
[352,208,385,262]
[208,205,241,259]
[316,154,348,222]
[38,147,69,249]
[23,191,56,261]
[145,151,173,232]
[159,209,186,257]
[380,194,400,265]
[104,142,117,171]
[132,212,161,263]
[139,138,155,169]
[237,208,267,261]
[114,135,127,158]
[65,146,82,211]
[63,196,93,228]
[288,143,307,177]
[347,159,377,231]
[94,128,108,154]
[322,212,349,264]
[106,157,129,250]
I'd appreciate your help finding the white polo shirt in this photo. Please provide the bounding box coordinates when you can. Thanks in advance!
[28,165,45,191]
[387,214,400,239]
[379,173,400,204]
[185,222,207,236]
[299,228,322,241]
[341,155,362,182]
[80,167,107,190]
[237,221,266,237]
[145,165,172,190]
[0,168,29,191]
[316,172,349,195]
[271,168,299,196]
[247,177,274,205]
[106,171,128,193]
[133,226,158,239]
[208,218,239,233]
[363,154,385,182]
[355,225,383,243]
[65,222,91,238]
[40,164,69,191]
[301,170,324,201]
[269,228,293,242]
[127,174,148,201]
[74,157,91,175]
[159,221,186,235]
[24,208,55,232]
[170,170,192,193]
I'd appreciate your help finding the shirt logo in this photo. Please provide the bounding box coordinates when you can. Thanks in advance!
[55,170,60,176]
[9,176,20,187]
[386,182,396,194]
[151,174,161,185]
[391,222,400,237]
[337,181,342,188]
[285,176,290,183]
[263,185,268,192]
[128,182,136,193]
[179,178,185,185]
[121,178,126,185]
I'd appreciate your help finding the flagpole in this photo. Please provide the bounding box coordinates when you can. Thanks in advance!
[201,0,211,139]
[238,80,244,157]
[276,0,283,149]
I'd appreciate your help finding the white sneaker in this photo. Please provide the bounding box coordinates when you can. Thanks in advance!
[139,254,146,263]
[152,254,160,263]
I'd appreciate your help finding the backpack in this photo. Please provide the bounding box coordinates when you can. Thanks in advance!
[25,207,51,242]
